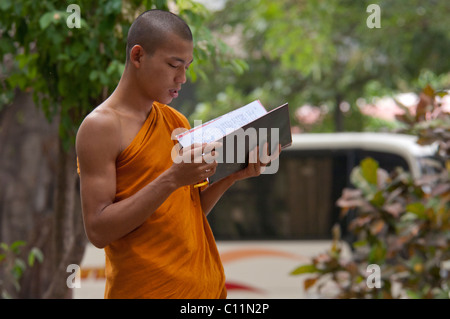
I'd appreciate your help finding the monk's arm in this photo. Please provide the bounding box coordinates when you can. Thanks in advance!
[76,115,182,248]
[199,175,236,216]
[79,166,180,249]
[77,115,215,248]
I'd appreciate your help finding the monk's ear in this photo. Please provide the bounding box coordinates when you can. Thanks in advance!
[129,45,145,68]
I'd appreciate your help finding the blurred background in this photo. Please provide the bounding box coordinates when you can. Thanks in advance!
[0,0,449,299]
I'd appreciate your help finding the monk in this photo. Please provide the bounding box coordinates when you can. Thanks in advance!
[76,10,274,298]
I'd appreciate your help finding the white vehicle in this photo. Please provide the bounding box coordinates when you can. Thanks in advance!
[75,132,438,299]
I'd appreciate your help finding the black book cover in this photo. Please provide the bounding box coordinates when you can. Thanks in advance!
[209,103,292,183]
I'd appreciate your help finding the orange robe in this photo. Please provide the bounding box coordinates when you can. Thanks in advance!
[100,102,225,298]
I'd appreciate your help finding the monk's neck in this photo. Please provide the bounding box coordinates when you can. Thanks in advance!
[112,73,154,117]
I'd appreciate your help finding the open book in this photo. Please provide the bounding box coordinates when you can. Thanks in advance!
[176,100,292,183]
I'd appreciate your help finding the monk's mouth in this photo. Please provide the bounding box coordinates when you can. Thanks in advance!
[169,89,179,98]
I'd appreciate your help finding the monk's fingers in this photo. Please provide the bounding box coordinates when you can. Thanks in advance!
[177,143,205,163]
[201,142,222,164]
[267,143,282,165]
[186,142,223,164]
[202,141,222,154]
[271,143,282,161]
[247,148,262,176]
[202,150,219,164]
[172,143,200,164]
[172,127,188,141]
[248,146,258,164]
[259,142,271,166]
[199,162,217,178]
[171,143,183,164]
[247,161,263,176]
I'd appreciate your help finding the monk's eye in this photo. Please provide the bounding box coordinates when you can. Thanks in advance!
[168,63,177,69]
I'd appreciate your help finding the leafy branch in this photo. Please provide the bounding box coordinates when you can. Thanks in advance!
[0,241,44,299]
[291,86,450,299]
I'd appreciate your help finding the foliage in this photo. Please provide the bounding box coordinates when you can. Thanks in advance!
[0,241,44,299]
[0,0,245,149]
[394,85,450,159]
[0,0,246,299]
[186,0,450,132]
[291,86,450,298]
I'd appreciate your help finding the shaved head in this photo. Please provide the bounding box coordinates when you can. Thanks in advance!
[126,10,193,64]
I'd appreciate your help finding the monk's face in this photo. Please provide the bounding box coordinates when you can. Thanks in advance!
[137,32,194,105]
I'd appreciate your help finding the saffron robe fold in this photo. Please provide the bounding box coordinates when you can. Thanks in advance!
[103,102,226,298]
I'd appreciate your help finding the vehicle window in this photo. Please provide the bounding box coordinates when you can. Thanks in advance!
[355,150,409,174]
[208,149,410,241]
[418,156,444,175]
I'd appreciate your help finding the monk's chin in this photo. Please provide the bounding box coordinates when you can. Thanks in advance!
[155,95,175,105]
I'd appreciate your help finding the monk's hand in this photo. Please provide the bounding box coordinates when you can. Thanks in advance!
[170,142,221,187]
[230,142,281,182]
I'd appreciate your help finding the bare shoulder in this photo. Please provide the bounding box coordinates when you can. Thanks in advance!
[77,106,120,139]
[76,105,122,166]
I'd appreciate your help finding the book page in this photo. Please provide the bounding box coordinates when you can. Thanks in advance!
[177,100,267,147]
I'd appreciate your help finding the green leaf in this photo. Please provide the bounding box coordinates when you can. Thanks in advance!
[290,264,318,275]
[0,0,11,11]
[106,60,119,76]
[89,70,99,81]
[406,202,426,219]
[39,12,54,30]
[0,242,9,252]
[12,258,27,280]
[435,90,448,98]
[64,60,77,73]
[353,239,368,248]
[104,0,122,15]
[368,242,386,263]
[187,66,197,82]
[99,72,110,86]
[155,0,169,10]
[10,240,26,254]
[28,247,44,266]
[350,167,377,197]
[57,53,70,61]
[230,59,248,75]
[361,157,379,185]
[371,190,385,206]
[405,289,422,299]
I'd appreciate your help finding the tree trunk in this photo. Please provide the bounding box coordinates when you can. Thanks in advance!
[0,90,87,298]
